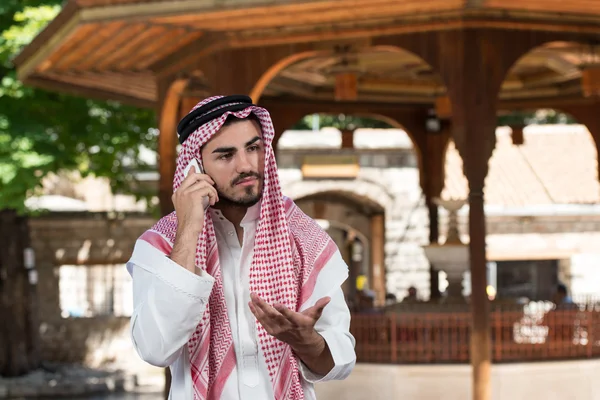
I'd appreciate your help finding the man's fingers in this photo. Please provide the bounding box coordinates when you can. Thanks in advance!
[179,173,214,191]
[249,301,265,319]
[251,293,290,328]
[186,184,219,204]
[249,301,274,332]
[302,296,331,320]
[274,303,303,326]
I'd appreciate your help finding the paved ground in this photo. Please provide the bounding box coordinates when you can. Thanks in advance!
[66,394,162,399]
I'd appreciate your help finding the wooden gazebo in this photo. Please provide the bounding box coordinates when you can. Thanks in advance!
[15,1,600,399]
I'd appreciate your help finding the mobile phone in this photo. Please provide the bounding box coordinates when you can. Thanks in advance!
[183,158,202,177]
[183,159,211,209]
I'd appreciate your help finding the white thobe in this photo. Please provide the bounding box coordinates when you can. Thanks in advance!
[126,202,356,400]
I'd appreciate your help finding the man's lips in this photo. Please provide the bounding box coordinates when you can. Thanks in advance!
[235,177,257,186]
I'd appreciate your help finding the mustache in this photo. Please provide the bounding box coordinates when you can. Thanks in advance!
[231,172,261,186]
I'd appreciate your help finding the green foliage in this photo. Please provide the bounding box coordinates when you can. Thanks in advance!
[498,109,577,126]
[0,2,157,214]
[293,110,577,132]
[291,113,393,130]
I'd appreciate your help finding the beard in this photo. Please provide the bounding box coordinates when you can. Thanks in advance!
[215,172,263,208]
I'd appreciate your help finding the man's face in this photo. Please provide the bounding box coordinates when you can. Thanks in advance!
[200,119,265,207]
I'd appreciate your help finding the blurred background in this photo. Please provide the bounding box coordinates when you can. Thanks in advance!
[2,1,600,399]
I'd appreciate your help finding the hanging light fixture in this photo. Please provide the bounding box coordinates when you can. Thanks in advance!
[435,95,452,119]
[332,44,359,101]
[335,71,358,101]
[510,125,525,145]
[581,41,600,98]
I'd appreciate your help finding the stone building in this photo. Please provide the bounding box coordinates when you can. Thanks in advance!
[26,123,600,370]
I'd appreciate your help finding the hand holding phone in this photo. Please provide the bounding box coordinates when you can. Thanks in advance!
[183,159,211,210]
[172,159,218,234]
[170,159,218,274]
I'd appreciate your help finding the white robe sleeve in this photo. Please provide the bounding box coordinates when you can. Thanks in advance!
[298,250,357,383]
[126,239,215,368]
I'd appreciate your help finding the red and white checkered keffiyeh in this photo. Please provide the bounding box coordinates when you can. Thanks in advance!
[140,96,339,400]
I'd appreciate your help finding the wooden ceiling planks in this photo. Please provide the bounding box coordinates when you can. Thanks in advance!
[115,27,190,71]
[92,24,166,71]
[71,23,148,71]
[38,23,100,72]
[53,21,127,71]
[136,30,205,71]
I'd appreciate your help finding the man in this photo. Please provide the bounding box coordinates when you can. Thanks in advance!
[553,283,575,307]
[126,95,356,400]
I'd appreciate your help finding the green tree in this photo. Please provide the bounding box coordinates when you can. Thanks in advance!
[498,109,577,126]
[0,1,157,214]
[291,113,393,130]
[0,1,158,378]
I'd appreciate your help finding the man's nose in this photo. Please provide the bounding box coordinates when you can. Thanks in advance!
[235,153,253,173]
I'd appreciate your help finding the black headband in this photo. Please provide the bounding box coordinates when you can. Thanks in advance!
[176,95,255,144]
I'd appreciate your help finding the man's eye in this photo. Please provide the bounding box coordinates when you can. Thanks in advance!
[219,153,232,160]
[248,145,259,152]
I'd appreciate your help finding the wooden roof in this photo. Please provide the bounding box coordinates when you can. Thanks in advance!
[14,0,600,108]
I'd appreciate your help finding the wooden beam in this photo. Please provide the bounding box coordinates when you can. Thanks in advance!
[156,1,462,31]
[16,8,83,81]
[485,0,600,15]
[499,95,596,110]
[228,18,600,49]
[22,76,155,108]
[13,1,80,70]
[259,97,425,115]
[41,71,156,102]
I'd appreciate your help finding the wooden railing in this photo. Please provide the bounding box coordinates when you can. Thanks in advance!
[351,305,600,364]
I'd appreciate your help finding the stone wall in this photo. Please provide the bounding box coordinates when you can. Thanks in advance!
[280,163,433,300]
[279,152,600,302]
[26,206,600,366]
[28,212,155,366]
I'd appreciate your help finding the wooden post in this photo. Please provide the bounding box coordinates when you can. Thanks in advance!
[0,210,39,376]
[427,198,441,299]
[436,30,509,400]
[467,183,490,400]
[370,213,385,306]
[156,78,189,398]
[157,78,188,217]
[425,123,451,300]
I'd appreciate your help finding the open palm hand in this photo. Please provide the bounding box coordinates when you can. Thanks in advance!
[249,293,330,357]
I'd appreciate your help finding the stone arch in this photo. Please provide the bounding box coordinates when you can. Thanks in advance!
[293,189,386,308]
[283,178,392,214]
[294,190,383,237]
